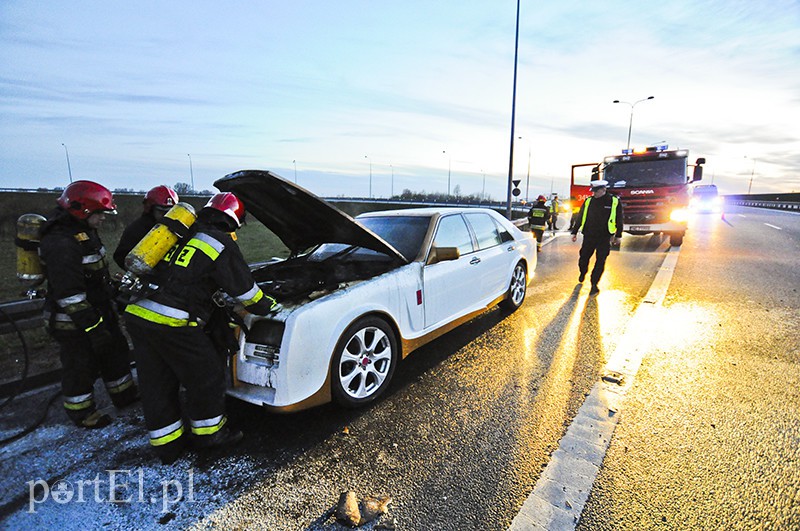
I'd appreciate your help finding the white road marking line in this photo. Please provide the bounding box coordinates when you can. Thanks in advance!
[509,248,681,531]
[764,223,782,230]
[542,232,570,246]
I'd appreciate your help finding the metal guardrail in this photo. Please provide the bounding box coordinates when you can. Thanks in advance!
[0,297,55,398]
[726,199,800,212]
[0,297,44,335]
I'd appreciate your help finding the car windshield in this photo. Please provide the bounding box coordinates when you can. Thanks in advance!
[693,185,718,197]
[308,215,431,262]
[604,158,687,188]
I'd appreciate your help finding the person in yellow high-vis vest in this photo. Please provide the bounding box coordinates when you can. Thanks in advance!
[570,180,623,295]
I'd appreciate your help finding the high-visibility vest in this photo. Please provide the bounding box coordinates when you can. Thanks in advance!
[579,195,619,234]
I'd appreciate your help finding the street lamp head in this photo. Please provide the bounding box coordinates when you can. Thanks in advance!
[647,96,654,100]
[613,100,620,103]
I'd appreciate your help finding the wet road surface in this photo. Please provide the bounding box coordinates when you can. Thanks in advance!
[1,205,798,530]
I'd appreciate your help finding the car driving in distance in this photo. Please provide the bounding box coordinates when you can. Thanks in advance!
[690,184,723,213]
[214,170,537,412]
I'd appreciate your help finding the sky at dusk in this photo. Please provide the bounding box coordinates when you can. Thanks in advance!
[1,1,798,200]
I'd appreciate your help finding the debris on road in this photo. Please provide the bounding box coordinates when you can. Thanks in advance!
[335,490,392,527]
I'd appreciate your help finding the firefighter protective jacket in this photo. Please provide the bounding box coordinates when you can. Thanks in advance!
[125,221,276,327]
[527,201,550,228]
[39,209,115,333]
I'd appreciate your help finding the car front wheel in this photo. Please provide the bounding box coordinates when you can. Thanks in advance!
[331,316,398,408]
[499,261,527,312]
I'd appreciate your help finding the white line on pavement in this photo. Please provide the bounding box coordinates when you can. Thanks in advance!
[764,223,782,230]
[508,247,681,531]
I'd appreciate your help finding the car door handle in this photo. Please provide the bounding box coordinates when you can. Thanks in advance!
[507,245,516,251]
[470,257,481,265]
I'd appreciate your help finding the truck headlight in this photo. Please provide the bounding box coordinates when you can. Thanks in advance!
[670,208,689,222]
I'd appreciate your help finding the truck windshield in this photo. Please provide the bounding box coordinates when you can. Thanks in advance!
[604,158,687,188]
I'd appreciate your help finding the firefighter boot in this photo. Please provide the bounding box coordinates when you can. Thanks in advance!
[77,410,113,430]
[156,435,187,466]
[193,426,244,450]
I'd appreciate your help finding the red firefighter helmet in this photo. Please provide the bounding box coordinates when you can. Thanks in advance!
[204,192,245,227]
[57,180,117,220]
[537,195,547,202]
[143,185,179,213]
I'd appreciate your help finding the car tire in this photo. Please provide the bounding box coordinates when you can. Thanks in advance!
[669,232,684,247]
[499,261,527,312]
[331,316,398,408]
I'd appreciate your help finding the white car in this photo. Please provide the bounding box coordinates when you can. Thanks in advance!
[215,170,537,412]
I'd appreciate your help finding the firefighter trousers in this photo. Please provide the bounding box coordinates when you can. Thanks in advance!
[578,233,612,285]
[50,325,137,425]
[125,316,229,456]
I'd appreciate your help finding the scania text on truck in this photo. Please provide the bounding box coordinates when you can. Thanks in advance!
[570,145,705,246]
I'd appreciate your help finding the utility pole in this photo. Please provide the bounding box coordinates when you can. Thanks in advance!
[505,0,521,219]
[61,143,73,183]
[187,154,194,192]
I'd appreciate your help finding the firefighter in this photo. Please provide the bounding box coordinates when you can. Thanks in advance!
[570,180,623,295]
[547,193,560,231]
[39,181,139,429]
[113,185,179,270]
[124,192,277,464]
[527,195,550,252]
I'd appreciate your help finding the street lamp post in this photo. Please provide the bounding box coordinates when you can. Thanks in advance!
[442,150,451,197]
[505,0,521,219]
[518,136,531,203]
[613,96,654,151]
[746,156,756,195]
[293,160,297,184]
[390,164,394,198]
[61,143,73,183]
[187,154,194,192]
[364,155,372,198]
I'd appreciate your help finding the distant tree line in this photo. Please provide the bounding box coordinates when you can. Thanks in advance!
[393,187,495,204]
[26,184,493,202]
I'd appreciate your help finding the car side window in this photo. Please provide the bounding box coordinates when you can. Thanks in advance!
[432,215,474,255]
[493,218,514,243]
[464,213,503,250]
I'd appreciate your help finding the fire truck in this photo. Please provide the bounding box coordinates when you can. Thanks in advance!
[570,145,705,246]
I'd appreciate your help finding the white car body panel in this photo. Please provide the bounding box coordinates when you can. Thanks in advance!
[220,194,537,411]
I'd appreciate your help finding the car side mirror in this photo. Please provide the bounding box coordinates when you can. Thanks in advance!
[692,165,703,182]
[427,246,460,265]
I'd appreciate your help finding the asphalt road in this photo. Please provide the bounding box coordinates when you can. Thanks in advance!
[0,204,797,530]
[577,205,800,530]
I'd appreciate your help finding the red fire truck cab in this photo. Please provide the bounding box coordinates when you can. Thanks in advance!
[571,145,705,246]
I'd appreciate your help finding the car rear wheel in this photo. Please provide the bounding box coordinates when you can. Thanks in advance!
[669,232,684,247]
[331,316,398,408]
[499,261,527,312]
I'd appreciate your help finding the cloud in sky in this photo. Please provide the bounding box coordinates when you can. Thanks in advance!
[0,0,798,200]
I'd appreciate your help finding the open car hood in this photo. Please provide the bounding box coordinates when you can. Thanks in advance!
[214,170,407,263]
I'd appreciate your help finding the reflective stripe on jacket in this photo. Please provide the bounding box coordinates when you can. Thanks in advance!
[39,210,114,333]
[126,224,276,327]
